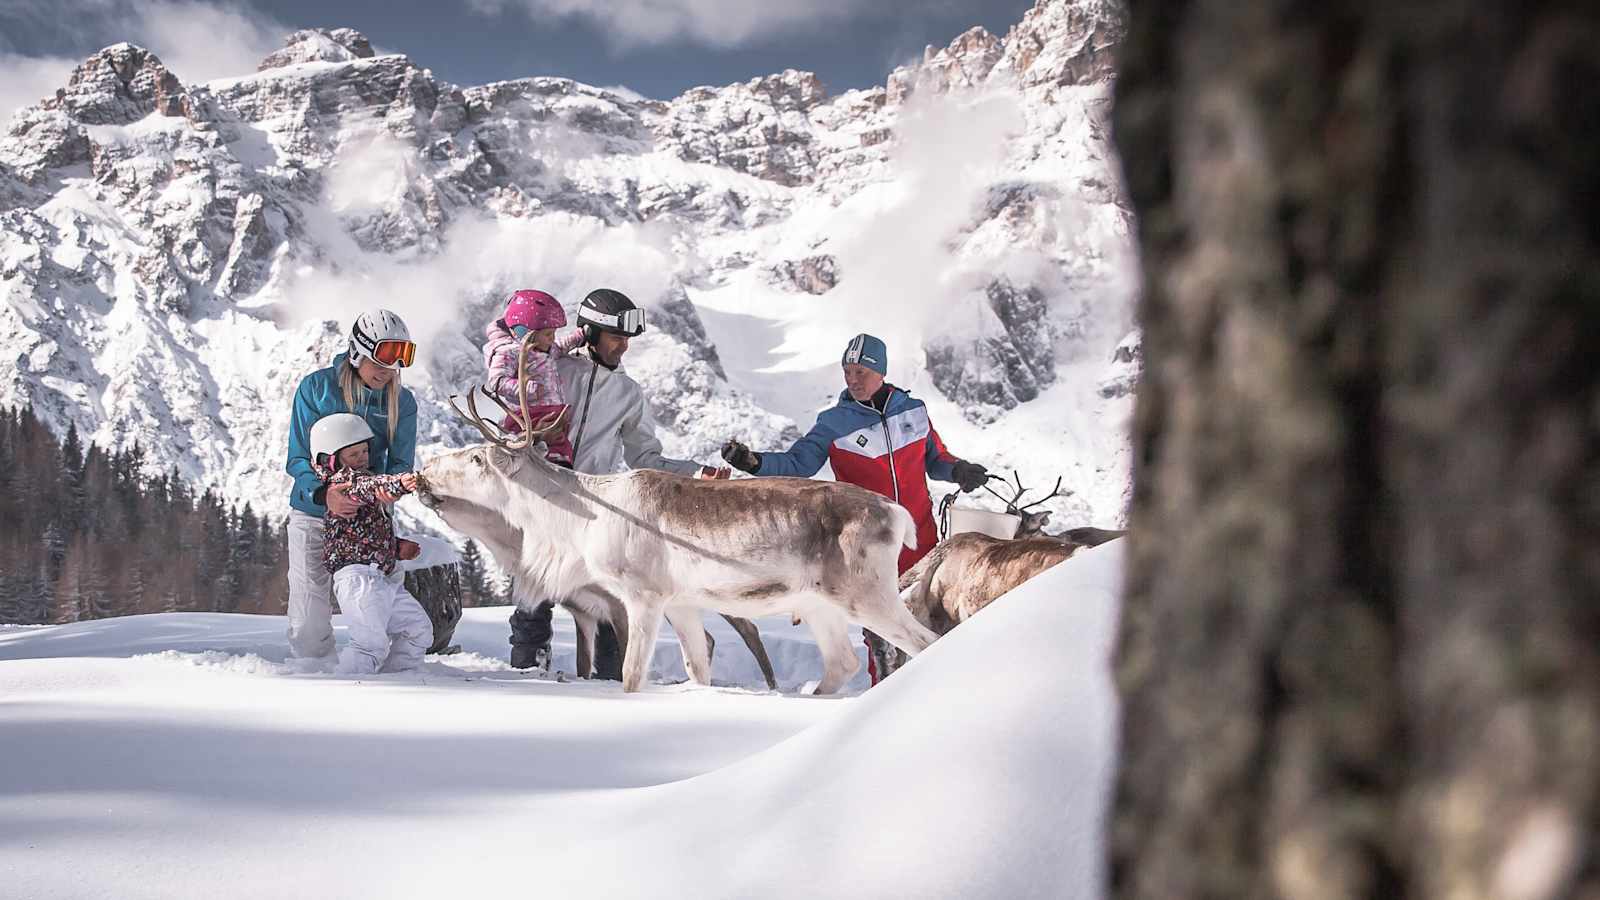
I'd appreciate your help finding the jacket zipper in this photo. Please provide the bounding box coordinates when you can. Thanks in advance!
[871,392,901,504]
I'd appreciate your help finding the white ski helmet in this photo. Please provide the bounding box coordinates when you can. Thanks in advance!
[310,413,376,467]
[348,308,414,370]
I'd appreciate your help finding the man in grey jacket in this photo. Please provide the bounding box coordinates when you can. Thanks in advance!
[508,288,728,673]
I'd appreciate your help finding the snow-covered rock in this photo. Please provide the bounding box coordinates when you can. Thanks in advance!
[257,28,376,71]
[0,0,1137,534]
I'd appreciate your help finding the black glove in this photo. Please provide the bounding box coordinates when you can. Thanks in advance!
[951,460,989,493]
[721,440,762,475]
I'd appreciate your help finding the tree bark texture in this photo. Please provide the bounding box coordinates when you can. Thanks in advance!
[1110,2,1600,898]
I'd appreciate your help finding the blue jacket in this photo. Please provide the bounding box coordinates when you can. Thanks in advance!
[285,353,418,517]
[756,386,960,570]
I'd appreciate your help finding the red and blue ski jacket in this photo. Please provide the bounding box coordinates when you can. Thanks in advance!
[755,385,961,572]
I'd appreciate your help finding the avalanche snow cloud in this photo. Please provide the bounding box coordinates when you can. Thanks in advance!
[0,539,1123,899]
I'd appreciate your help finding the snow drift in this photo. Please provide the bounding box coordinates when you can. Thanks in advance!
[0,541,1121,899]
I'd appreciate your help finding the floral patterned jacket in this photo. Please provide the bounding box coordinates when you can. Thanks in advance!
[316,465,414,575]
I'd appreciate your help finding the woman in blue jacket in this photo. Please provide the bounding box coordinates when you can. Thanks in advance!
[283,309,419,660]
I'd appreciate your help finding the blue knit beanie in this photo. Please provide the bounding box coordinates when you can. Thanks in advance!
[841,333,888,376]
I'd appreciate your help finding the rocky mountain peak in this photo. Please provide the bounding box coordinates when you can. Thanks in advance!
[258,28,376,71]
[886,26,1003,105]
[998,0,1125,88]
[46,43,186,126]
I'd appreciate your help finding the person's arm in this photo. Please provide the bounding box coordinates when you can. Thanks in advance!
[555,329,587,355]
[923,423,960,483]
[529,352,566,408]
[384,390,418,475]
[285,376,327,513]
[752,418,835,478]
[620,393,702,476]
[925,423,988,492]
[343,471,415,505]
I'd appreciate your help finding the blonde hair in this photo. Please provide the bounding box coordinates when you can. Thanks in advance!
[340,361,400,442]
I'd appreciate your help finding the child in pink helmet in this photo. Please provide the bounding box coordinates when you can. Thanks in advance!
[482,289,585,465]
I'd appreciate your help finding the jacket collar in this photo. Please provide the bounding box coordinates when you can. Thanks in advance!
[839,383,902,415]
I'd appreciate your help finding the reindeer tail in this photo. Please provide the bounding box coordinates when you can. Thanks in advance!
[888,502,918,552]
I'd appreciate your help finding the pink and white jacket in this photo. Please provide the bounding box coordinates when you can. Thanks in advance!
[481,322,586,413]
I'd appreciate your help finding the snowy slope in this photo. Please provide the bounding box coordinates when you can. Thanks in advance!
[0,0,1136,545]
[0,541,1123,899]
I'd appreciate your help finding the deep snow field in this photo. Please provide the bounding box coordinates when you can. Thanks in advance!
[0,542,1122,900]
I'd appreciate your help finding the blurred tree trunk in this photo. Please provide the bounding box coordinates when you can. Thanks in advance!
[1109,1,1600,898]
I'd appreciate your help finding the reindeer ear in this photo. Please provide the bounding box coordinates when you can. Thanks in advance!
[488,448,527,479]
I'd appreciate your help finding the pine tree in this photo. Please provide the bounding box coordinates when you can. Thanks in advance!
[459,540,487,606]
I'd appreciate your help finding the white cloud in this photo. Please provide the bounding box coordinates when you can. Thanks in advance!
[275,212,685,373]
[470,0,889,49]
[127,0,284,85]
[0,52,77,127]
[772,86,1028,368]
[0,0,285,123]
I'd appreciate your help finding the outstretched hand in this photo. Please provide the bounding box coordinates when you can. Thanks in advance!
[720,440,761,475]
[396,539,421,561]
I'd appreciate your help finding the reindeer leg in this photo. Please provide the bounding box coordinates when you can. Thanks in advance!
[857,598,939,658]
[566,602,596,679]
[720,614,778,691]
[620,598,664,693]
[664,606,713,687]
[803,606,859,695]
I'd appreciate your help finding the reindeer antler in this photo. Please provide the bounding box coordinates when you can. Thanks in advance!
[448,333,566,452]
[980,472,1071,514]
[1015,476,1067,512]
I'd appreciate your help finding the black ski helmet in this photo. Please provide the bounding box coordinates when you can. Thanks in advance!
[576,288,646,344]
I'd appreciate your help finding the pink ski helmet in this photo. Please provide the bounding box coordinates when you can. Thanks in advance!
[502,290,567,331]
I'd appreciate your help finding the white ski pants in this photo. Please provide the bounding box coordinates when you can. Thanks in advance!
[285,510,334,659]
[333,564,433,675]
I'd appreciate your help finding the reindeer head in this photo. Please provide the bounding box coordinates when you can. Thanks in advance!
[416,444,524,522]
[1016,509,1053,538]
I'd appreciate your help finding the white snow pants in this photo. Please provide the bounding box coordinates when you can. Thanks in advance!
[333,564,433,676]
[285,510,335,659]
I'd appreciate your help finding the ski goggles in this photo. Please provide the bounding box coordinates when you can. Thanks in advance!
[371,339,416,368]
[580,307,645,336]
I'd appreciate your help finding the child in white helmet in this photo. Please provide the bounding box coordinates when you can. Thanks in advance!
[309,412,433,675]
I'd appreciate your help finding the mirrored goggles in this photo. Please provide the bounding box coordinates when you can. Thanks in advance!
[372,339,416,368]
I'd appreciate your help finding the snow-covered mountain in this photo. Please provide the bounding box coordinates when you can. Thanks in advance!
[0,0,1136,532]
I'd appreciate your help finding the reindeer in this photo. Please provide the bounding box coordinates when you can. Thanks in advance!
[869,475,1125,679]
[439,334,778,689]
[420,337,937,693]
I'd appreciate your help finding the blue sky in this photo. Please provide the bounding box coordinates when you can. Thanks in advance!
[1,0,1039,119]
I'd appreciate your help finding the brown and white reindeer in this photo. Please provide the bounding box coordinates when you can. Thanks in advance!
[431,335,782,688]
[417,344,938,693]
[416,444,940,693]
[869,478,1125,679]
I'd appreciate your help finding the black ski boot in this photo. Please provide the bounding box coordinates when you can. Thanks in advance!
[509,602,555,671]
[593,621,623,681]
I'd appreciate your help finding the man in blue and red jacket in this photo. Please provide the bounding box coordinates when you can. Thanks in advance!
[722,334,989,676]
